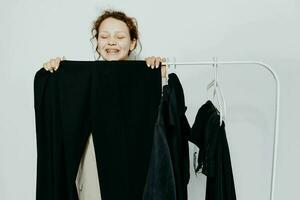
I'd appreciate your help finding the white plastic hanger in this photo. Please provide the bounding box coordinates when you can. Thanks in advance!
[206,57,226,126]
[193,57,228,175]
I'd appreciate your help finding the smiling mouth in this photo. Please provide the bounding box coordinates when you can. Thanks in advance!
[106,49,120,54]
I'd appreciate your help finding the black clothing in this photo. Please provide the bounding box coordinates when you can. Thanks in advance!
[33,60,162,200]
[34,60,236,200]
[143,73,190,200]
[189,100,237,200]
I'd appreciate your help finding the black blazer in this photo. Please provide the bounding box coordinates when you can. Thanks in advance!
[143,73,190,200]
[189,100,237,200]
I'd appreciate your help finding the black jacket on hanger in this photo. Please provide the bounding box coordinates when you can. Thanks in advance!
[33,60,162,200]
[189,100,237,200]
[143,73,190,200]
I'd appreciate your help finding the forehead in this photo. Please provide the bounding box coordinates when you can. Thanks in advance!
[99,17,129,33]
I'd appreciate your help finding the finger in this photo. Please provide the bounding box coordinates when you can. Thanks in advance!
[147,56,153,68]
[54,58,61,71]
[145,57,151,67]
[155,57,161,68]
[48,62,54,73]
[48,65,53,73]
[150,56,156,69]
[43,63,51,71]
[48,59,56,73]
[50,59,56,68]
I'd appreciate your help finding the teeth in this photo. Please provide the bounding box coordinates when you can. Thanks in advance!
[106,49,119,53]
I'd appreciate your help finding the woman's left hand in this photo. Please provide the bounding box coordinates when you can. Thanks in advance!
[145,56,167,78]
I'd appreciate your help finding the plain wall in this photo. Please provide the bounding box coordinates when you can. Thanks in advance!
[0,0,299,199]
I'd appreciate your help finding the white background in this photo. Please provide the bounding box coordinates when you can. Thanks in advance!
[0,0,299,199]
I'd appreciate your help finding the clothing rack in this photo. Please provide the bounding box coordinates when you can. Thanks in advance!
[164,60,280,200]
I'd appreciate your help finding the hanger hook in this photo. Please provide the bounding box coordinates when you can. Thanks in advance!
[173,57,176,70]
[214,57,219,84]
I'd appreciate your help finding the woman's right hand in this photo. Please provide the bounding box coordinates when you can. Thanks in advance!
[43,56,65,73]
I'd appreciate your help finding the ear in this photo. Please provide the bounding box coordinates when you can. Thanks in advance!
[130,39,137,51]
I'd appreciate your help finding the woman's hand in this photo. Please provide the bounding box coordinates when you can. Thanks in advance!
[145,56,167,78]
[43,56,65,73]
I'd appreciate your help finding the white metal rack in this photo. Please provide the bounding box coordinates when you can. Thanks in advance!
[164,60,280,200]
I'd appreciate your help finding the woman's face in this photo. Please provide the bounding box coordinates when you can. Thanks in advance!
[97,17,136,61]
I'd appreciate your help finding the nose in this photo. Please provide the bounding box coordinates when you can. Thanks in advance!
[107,38,117,45]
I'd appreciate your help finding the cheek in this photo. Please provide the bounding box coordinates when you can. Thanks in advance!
[97,40,106,49]
[119,40,131,51]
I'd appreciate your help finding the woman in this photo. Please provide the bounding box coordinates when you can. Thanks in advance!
[41,10,167,199]
[43,10,167,78]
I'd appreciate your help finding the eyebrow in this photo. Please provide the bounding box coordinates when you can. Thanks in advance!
[99,31,128,35]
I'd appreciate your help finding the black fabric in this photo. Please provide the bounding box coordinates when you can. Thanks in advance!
[189,100,237,200]
[143,73,190,200]
[33,60,162,200]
